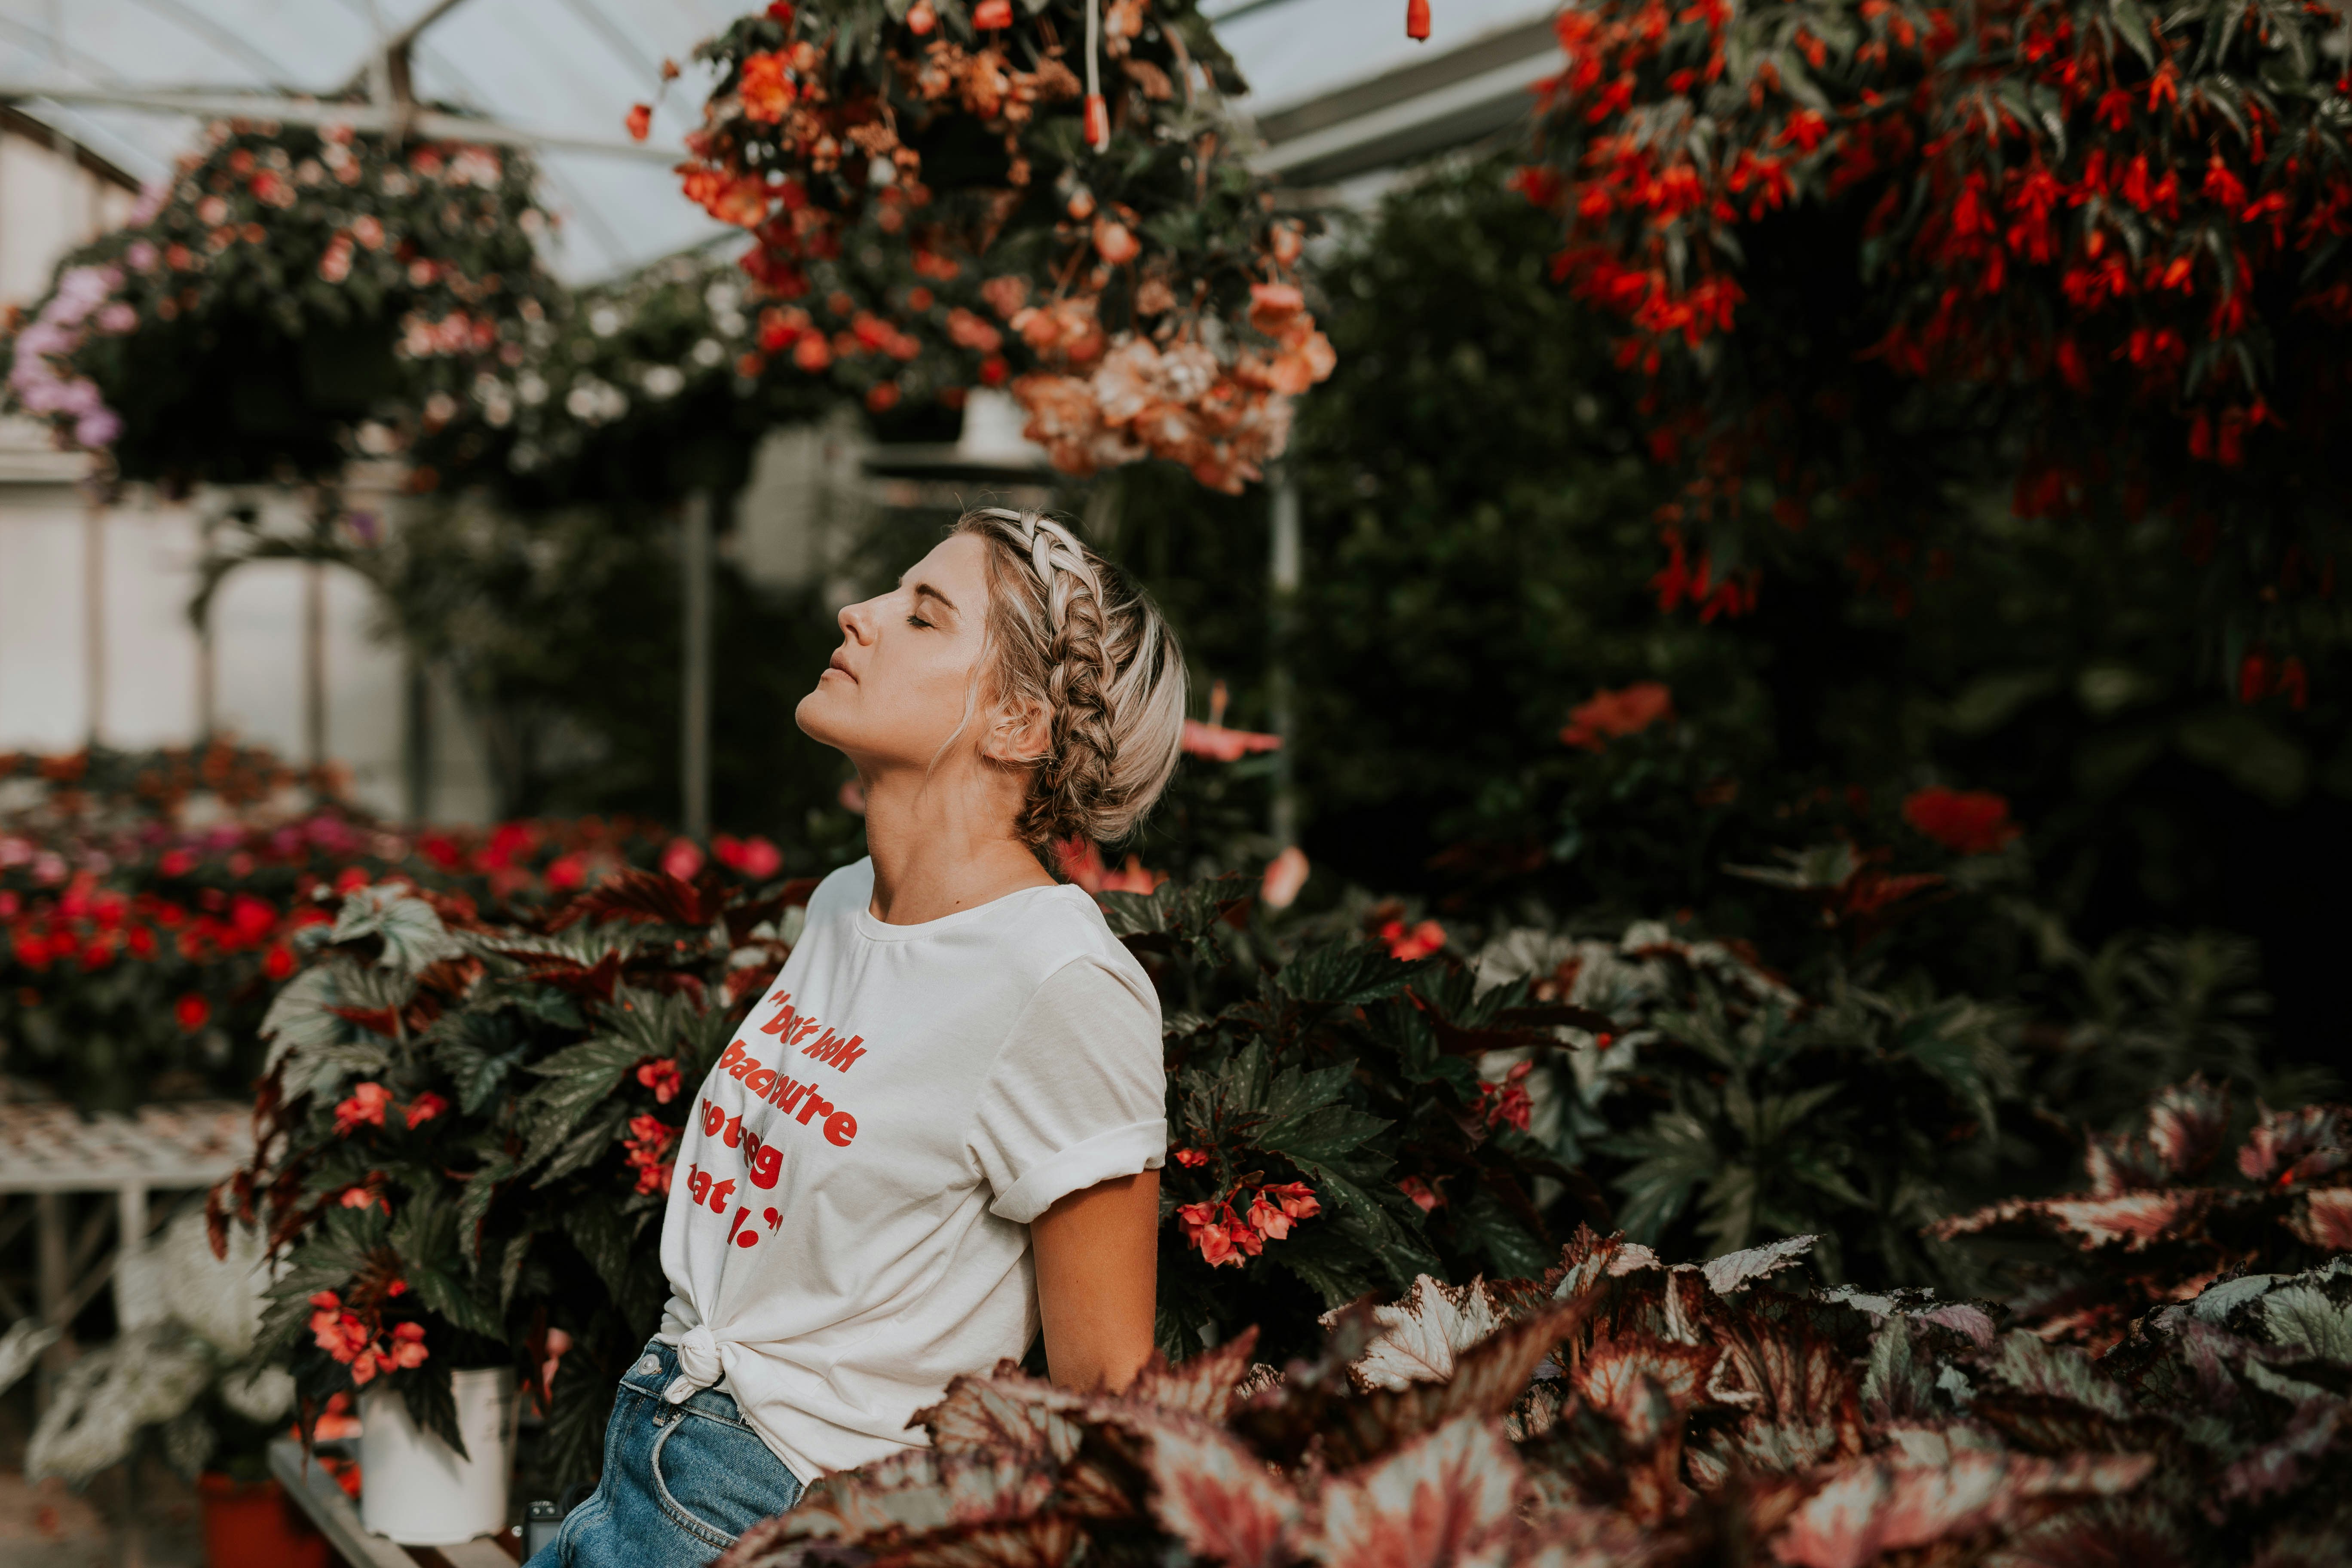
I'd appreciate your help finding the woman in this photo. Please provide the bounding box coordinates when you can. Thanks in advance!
[533,508,1185,1568]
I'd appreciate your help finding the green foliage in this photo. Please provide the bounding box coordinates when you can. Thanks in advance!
[416,249,836,507]
[1118,145,2346,1081]
[1092,880,1582,1359]
[1474,920,2015,1289]
[226,875,788,1479]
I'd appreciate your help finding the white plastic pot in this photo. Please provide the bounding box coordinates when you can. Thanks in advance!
[358,1369,518,1545]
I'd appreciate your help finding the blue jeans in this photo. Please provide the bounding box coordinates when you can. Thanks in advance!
[525,1339,804,1568]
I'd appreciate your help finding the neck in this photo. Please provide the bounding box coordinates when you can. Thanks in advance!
[858,758,1054,925]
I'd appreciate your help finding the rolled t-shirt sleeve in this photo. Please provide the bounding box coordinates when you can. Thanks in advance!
[971,956,1167,1224]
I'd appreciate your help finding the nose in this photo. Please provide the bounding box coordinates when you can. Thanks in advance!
[839,596,878,644]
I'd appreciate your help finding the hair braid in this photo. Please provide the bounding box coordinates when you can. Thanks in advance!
[954,508,1185,851]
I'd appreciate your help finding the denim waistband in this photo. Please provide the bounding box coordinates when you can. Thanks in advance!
[620,1338,750,1424]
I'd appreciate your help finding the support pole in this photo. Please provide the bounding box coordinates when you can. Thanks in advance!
[403,659,431,824]
[1268,467,1301,847]
[34,1191,64,1413]
[110,1185,146,1328]
[681,491,715,842]
[303,561,326,779]
[83,495,105,748]
[195,612,215,742]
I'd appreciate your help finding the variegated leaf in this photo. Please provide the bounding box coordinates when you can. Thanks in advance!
[1570,1335,1716,1419]
[1127,1327,1263,1420]
[1701,1236,1818,1295]
[915,1368,1089,1463]
[899,1514,1084,1568]
[1694,1318,1864,1484]
[2258,1283,2352,1363]
[1304,1416,1524,1568]
[2238,1104,2349,1183]
[1976,1333,2136,1422]
[1545,1227,1664,1306]
[1510,1503,1663,1568]
[2045,1190,2211,1250]
[1338,1276,1506,1391]
[2289,1188,2352,1252]
[1768,1451,2155,1568]
[1144,1417,1301,1568]
[2144,1078,2231,1179]
[2218,1396,2352,1504]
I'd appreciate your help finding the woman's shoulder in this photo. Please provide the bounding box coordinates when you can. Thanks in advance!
[1006,885,1151,977]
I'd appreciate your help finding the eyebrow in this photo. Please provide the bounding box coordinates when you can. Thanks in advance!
[905,579,959,615]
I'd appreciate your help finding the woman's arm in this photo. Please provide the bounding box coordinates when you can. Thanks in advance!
[1030,1168,1160,1392]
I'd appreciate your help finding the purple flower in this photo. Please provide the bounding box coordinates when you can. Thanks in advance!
[126,240,159,271]
[129,178,171,225]
[96,303,138,334]
[50,265,121,324]
[74,408,122,449]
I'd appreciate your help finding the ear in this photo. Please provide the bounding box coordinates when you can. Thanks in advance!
[980,695,1051,766]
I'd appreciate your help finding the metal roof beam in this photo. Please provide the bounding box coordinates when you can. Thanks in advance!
[0,83,677,161]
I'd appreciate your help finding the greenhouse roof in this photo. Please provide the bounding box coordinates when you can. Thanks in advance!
[0,0,1560,282]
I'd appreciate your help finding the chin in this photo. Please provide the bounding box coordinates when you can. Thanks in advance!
[793,686,843,745]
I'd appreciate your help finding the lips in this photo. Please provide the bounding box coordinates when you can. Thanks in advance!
[826,649,857,682]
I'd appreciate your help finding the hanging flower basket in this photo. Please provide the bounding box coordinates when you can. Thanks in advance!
[3,117,558,488]
[671,0,1335,492]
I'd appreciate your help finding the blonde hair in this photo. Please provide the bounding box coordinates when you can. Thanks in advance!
[954,507,1186,851]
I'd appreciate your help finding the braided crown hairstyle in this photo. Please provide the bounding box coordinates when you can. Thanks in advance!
[954,508,1187,851]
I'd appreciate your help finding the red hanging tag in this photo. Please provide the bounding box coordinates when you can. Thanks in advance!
[1084,95,1111,149]
[974,0,1014,26]
[1406,0,1431,41]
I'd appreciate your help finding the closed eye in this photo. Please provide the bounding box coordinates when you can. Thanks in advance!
[906,613,933,629]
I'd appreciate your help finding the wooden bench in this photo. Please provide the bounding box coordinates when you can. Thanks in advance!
[269,1439,527,1568]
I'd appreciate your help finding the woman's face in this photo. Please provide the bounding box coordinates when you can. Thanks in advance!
[796,532,1003,770]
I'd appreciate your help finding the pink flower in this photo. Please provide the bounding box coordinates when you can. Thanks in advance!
[1398,1176,1442,1213]
[1262,1181,1321,1221]
[1559,682,1674,751]
[387,1321,429,1370]
[1176,1201,1240,1267]
[637,1059,683,1104]
[625,1114,678,1194]
[1181,720,1284,763]
[713,835,784,880]
[333,1083,393,1136]
[1098,854,1167,896]
[661,838,705,881]
[1223,1215,1265,1259]
[1171,1148,1210,1169]
[1902,787,2021,855]
[1381,919,1446,961]
[1247,1194,1292,1240]
[404,1093,449,1129]
[1260,846,1310,911]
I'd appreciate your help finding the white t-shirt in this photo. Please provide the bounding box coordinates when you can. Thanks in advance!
[654,858,1166,1480]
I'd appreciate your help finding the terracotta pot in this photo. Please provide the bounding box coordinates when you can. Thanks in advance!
[197,1474,332,1568]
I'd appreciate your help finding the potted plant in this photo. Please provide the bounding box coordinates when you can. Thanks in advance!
[218,873,799,1512]
[675,0,1337,492]
[0,1209,324,1568]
